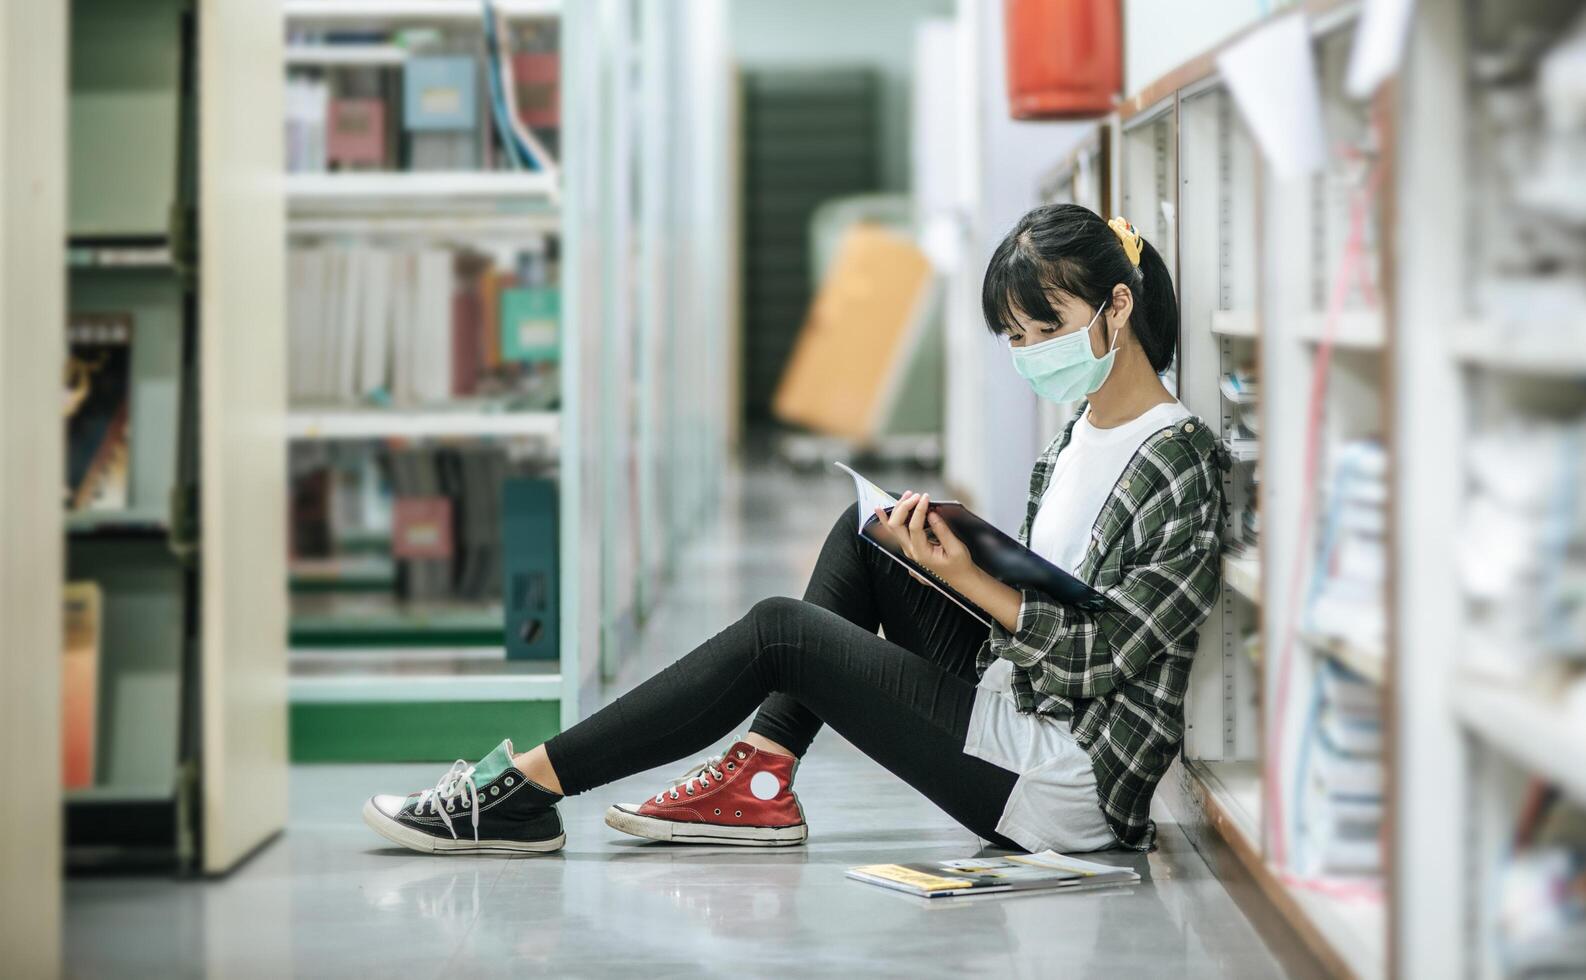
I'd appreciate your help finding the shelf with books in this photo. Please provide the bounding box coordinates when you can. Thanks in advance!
[286,405,559,440]
[1451,675,1586,809]
[283,0,561,25]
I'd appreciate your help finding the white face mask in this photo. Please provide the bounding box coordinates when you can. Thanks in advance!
[1007,303,1120,404]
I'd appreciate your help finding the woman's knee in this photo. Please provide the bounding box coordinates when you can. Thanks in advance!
[747,595,808,632]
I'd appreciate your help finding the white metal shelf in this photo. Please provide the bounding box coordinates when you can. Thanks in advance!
[286,171,559,212]
[1211,309,1257,339]
[1224,552,1260,604]
[287,406,559,440]
[284,0,560,24]
[1451,675,1586,808]
[1451,319,1586,378]
[288,211,560,239]
[289,671,562,704]
[1295,310,1386,350]
[285,43,407,67]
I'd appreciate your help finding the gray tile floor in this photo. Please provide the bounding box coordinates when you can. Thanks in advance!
[65,458,1288,979]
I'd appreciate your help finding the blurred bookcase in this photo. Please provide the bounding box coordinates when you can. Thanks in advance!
[279,0,571,762]
[63,0,289,875]
[1037,0,1586,974]
[1395,0,1586,977]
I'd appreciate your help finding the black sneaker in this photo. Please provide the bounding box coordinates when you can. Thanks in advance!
[362,739,565,855]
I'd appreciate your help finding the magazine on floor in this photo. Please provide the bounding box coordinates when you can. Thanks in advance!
[847,850,1140,898]
[835,462,1108,627]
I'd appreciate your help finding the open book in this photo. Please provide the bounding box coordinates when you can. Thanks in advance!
[836,462,1107,628]
[847,850,1140,898]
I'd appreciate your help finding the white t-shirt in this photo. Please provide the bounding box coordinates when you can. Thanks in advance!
[961,398,1190,853]
[1028,400,1192,575]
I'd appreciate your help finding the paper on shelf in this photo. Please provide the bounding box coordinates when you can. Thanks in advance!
[1217,14,1327,181]
[1346,0,1417,98]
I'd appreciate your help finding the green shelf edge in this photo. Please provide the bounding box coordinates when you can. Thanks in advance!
[291,699,560,763]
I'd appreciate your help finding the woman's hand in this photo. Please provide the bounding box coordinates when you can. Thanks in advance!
[875,492,980,592]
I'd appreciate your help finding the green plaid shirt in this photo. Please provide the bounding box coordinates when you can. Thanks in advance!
[976,407,1227,850]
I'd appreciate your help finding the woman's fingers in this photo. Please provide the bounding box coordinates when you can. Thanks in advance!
[906,493,933,559]
[889,491,916,529]
[927,511,962,555]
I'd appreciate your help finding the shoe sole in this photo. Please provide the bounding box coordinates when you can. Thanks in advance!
[362,798,566,855]
[604,804,808,846]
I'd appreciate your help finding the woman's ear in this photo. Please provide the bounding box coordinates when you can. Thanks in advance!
[1109,283,1134,325]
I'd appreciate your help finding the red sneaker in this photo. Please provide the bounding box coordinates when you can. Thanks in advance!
[605,740,808,846]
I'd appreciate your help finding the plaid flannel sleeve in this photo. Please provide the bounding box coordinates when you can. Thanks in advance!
[983,454,1222,699]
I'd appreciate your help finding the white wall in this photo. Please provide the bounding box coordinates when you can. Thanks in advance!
[1125,0,1269,91]
[730,0,954,193]
[944,0,1091,533]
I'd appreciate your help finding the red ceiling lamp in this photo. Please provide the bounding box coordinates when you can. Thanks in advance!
[1005,0,1123,119]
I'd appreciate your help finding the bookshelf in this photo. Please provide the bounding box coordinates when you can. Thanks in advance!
[1395,0,1586,976]
[47,0,291,876]
[279,0,578,761]
[1060,1,1586,975]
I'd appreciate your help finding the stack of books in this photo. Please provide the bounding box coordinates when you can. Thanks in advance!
[1459,416,1586,678]
[289,443,552,605]
[1305,438,1388,658]
[1294,657,1385,877]
[287,244,560,409]
[285,21,560,173]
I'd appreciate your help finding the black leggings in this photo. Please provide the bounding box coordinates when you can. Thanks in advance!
[542,502,1021,847]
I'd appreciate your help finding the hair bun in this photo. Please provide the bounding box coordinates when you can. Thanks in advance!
[1107,216,1142,267]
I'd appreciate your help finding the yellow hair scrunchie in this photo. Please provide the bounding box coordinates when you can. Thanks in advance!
[1107,216,1142,268]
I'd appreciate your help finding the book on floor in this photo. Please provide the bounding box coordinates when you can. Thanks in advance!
[835,462,1108,627]
[847,850,1140,898]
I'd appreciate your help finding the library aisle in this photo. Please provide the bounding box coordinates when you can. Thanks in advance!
[63,461,1293,979]
[6,0,1586,976]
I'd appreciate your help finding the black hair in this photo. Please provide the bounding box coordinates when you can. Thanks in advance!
[980,203,1178,374]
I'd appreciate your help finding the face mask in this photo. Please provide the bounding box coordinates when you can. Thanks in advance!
[1009,303,1120,404]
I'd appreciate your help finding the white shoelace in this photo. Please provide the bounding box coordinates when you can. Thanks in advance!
[657,761,725,803]
[414,760,481,840]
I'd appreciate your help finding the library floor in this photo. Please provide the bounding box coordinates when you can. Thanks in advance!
[64,455,1290,979]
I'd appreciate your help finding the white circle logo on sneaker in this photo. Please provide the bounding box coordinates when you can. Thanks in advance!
[749,771,780,801]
